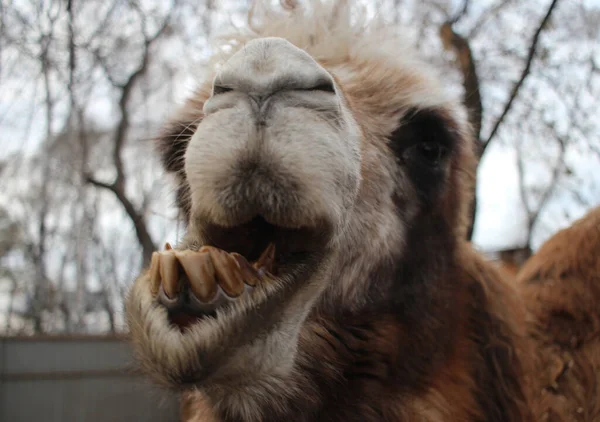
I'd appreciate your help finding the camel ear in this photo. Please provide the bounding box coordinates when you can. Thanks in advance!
[155,95,206,222]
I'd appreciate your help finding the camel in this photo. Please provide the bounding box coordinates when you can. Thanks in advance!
[125,2,599,420]
[518,206,600,421]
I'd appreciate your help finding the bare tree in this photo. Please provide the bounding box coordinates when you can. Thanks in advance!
[439,0,561,240]
[0,0,192,333]
[1,0,598,334]
[84,7,174,267]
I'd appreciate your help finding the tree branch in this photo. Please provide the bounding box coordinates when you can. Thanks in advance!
[440,22,483,144]
[517,130,566,247]
[483,0,560,151]
[467,0,512,38]
[86,14,172,266]
[441,0,561,240]
[113,17,171,191]
[86,175,155,266]
[449,0,470,25]
[86,175,115,192]
[440,19,483,241]
[516,137,532,220]
[531,136,566,221]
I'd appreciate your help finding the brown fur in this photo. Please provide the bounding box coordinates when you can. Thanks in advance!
[518,206,600,421]
[124,2,598,421]
[176,243,537,422]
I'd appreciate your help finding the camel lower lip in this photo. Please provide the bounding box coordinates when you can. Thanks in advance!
[168,312,209,330]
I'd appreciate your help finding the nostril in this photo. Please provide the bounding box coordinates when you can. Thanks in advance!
[312,82,336,93]
[213,85,234,96]
[300,78,335,94]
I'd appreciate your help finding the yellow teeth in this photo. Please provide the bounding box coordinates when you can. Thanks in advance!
[253,243,276,275]
[159,250,180,299]
[177,250,218,302]
[208,248,245,298]
[231,253,260,286]
[149,252,161,295]
[149,242,278,314]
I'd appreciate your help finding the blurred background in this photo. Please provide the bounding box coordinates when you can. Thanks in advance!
[0,0,598,419]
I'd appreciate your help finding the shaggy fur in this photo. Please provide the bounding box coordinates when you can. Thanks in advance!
[125,2,597,421]
[518,206,600,421]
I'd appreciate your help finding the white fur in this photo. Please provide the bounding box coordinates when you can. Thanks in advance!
[185,36,361,234]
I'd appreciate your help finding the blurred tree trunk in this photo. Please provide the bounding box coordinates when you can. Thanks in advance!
[440,0,561,241]
[440,22,482,240]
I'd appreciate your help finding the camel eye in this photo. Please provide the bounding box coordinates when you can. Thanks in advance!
[414,142,448,166]
[402,141,448,167]
[390,108,454,170]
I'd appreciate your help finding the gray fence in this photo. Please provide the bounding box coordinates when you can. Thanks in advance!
[0,335,180,422]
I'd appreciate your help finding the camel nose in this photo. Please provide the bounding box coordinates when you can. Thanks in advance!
[187,36,358,230]
[209,37,336,102]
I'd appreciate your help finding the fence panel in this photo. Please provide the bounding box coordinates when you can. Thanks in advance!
[0,336,180,422]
